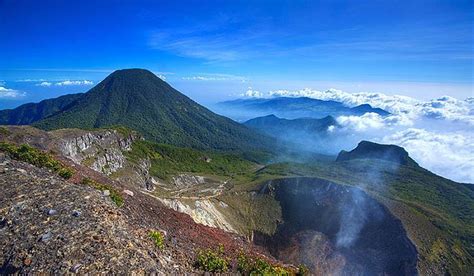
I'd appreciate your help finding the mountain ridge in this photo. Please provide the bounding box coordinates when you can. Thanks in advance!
[215,96,390,121]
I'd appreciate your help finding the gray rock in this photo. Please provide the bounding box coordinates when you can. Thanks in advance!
[40,231,52,242]
[16,168,27,174]
[72,210,81,217]
[102,190,110,196]
[47,209,57,216]
[70,263,82,273]
[123,189,134,197]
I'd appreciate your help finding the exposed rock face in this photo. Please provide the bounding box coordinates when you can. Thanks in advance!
[277,230,346,275]
[171,174,206,188]
[158,198,236,233]
[58,130,136,175]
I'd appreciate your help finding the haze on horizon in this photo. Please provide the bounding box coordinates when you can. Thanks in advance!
[0,0,473,183]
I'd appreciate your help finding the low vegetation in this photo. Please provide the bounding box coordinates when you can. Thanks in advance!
[0,142,74,179]
[0,126,10,136]
[125,140,256,181]
[217,193,282,236]
[80,177,124,207]
[195,246,301,275]
[195,245,229,272]
[237,251,293,275]
[149,230,165,250]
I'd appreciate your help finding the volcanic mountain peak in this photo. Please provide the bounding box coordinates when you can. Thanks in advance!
[0,69,273,151]
[336,140,418,166]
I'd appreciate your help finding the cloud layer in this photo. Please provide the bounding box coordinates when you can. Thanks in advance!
[244,88,474,183]
[268,88,474,126]
[382,129,474,183]
[0,87,25,98]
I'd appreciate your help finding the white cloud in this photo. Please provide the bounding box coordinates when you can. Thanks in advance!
[157,74,166,81]
[266,88,474,126]
[417,96,474,125]
[183,76,228,81]
[36,81,52,87]
[382,128,474,183]
[16,78,47,82]
[182,74,246,82]
[336,112,413,132]
[0,87,25,98]
[241,87,263,98]
[55,80,93,86]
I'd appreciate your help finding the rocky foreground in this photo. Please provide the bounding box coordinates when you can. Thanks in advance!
[0,152,275,274]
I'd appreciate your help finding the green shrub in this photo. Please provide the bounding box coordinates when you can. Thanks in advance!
[0,126,10,136]
[149,230,165,250]
[237,251,291,275]
[81,178,124,207]
[297,264,310,276]
[58,167,74,179]
[0,142,74,179]
[195,245,229,272]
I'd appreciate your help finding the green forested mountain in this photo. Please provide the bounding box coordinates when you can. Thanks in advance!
[244,114,337,135]
[336,140,419,166]
[0,69,273,151]
[0,93,83,125]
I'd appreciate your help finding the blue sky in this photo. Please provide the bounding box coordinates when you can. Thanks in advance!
[0,0,472,109]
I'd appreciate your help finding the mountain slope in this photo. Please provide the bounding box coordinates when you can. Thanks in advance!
[244,114,337,134]
[215,97,390,121]
[0,69,273,151]
[0,93,83,125]
[336,140,419,167]
[243,114,338,154]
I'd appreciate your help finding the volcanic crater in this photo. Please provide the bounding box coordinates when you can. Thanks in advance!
[254,177,418,275]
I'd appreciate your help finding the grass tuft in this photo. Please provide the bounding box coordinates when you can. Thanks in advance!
[149,230,165,250]
[80,177,124,207]
[0,142,74,179]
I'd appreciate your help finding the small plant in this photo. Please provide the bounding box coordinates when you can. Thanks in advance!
[195,244,229,272]
[81,178,124,207]
[0,126,10,136]
[237,250,291,275]
[58,167,74,179]
[297,264,310,276]
[0,142,74,179]
[149,230,165,250]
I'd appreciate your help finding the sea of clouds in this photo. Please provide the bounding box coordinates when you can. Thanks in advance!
[256,88,474,183]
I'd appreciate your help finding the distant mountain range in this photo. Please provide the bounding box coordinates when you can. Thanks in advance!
[243,114,337,152]
[215,97,390,121]
[0,69,272,151]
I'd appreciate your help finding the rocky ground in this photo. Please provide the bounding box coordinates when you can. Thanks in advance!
[0,151,278,274]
